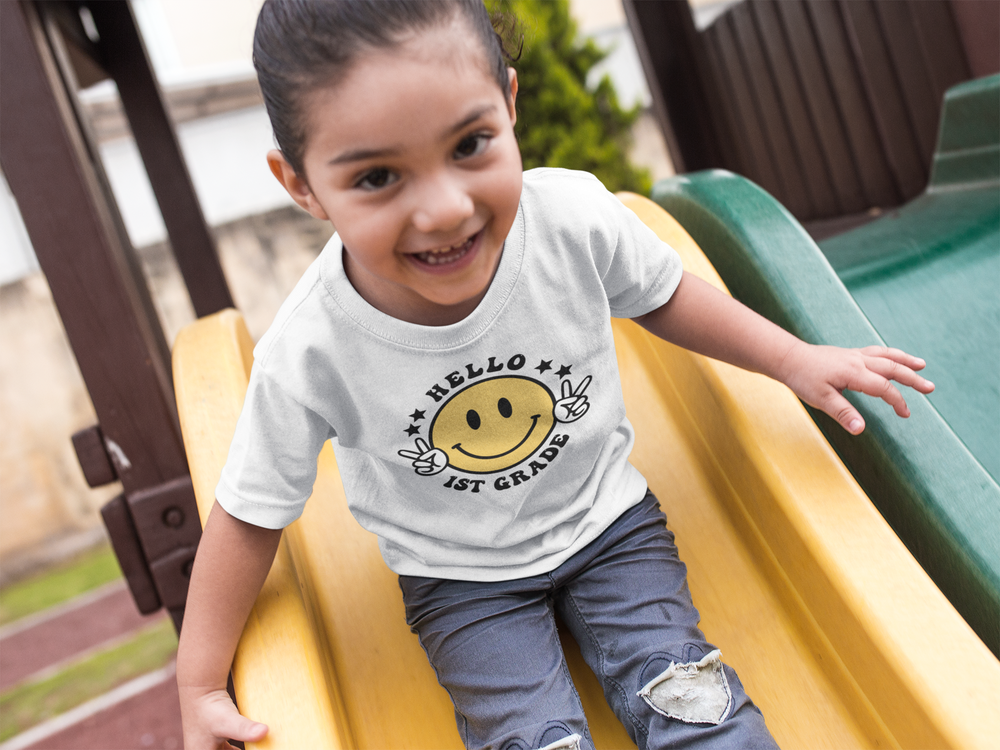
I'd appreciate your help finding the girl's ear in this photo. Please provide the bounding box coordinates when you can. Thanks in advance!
[506,67,518,126]
[267,150,330,220]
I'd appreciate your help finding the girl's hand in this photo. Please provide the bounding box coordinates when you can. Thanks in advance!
[179,685,268,750]
[778,342,935,435]
[633,273,935,437]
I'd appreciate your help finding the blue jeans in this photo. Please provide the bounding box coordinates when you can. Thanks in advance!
[400,492,779,750]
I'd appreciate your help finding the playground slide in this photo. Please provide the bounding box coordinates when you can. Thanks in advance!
[173,194,1000,749]
[650,76,1000,657]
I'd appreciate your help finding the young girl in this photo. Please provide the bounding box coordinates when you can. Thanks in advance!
[176,2,934,748]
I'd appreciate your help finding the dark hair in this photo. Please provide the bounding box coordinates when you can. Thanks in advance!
[254,0,519,178]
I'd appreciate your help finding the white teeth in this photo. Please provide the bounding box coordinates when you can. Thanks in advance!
[414,235,474,266]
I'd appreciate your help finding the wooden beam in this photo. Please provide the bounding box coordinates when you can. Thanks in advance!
[84,0,234,318]
[0,0,200,621]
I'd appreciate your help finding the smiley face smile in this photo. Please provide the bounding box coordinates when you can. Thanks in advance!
[452,414,540,459]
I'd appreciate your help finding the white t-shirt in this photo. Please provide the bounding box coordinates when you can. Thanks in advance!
[217,168,683,581]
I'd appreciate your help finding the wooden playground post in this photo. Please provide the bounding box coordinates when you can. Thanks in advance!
[0,0,234,628]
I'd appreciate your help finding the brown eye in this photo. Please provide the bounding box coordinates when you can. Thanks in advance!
[498,398,512,418]
[467,410,481,429]
[356,167,397,191]
[455,133,489,159]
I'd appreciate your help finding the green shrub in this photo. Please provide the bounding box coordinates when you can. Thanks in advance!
[489,0,652,195]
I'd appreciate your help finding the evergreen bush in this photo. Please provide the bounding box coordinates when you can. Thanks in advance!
[489,0,652,195]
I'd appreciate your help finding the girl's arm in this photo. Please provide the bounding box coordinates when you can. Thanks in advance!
[176,501,282,750]
[632,272,934,435]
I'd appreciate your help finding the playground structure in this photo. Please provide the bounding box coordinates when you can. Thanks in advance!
[625,0,997,229]
[3,0,998,747]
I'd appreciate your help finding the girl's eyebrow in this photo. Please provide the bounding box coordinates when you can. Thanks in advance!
[329,104,499,166]
[330,146,402,166]
[445,104,498,137]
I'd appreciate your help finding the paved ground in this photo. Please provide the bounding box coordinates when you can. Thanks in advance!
[18,673,182,750]
[0,582,162,692]
[0,584,182,750]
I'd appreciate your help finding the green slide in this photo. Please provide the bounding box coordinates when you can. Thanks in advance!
[651,75,999,656]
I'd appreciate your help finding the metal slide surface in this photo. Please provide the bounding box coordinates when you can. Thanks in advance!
[173,194,1000,749]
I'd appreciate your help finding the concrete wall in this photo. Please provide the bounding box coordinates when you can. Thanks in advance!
[0,207,332,583]
[0,275,118,580]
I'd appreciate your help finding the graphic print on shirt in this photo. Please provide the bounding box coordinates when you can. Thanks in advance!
[397,354,591,488]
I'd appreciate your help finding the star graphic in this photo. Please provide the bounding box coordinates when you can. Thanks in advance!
[404,424,421,436]
[535,359,553,374]
[409,409,426,421]
[556,364,572,378]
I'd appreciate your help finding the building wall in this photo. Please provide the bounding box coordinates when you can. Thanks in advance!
[0,275,118,580]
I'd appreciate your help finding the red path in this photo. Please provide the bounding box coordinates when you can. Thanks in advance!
[1,584,183,750]
[19,677,182,750]
[0,584,165,691]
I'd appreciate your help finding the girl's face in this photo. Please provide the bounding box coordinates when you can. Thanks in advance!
[269,20,523,326]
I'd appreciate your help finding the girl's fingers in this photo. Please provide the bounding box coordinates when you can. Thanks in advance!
[223,718,268,744]
[793,344,933,435]
[822,390,866,434]
[185,690,268,749]
[862,353,935,393]
[845,369,910,417]
[858,345,927,372]
[205,699,268,744]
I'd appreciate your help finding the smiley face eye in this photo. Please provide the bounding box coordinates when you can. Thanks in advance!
[466,410,481,429]
[498,398,512,418]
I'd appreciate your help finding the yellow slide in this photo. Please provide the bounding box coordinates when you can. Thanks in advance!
[173,194,1000,749]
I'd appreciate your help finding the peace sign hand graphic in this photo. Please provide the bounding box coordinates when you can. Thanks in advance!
[554,376,591,423]
[398,438,449,476]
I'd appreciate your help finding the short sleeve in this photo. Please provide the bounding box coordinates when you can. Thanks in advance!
[599,191,684,319]
[216,365,334,529]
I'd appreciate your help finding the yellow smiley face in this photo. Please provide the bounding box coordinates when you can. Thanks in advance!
[430,376,555,474]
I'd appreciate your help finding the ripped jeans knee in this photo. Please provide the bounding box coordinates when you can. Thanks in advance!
[637,649,734,726]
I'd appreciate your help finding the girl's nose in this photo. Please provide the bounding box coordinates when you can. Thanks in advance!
[411,173,475,234]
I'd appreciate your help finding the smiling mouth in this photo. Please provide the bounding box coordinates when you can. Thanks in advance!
[452,415,540,460]
[411,231,479,266]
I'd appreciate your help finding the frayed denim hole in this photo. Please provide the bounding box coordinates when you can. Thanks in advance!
[638,653,678,690]
[637,650,734,726]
